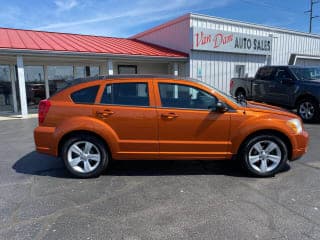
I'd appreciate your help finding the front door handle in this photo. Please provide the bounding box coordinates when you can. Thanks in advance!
[96,109,114,118]
[161,112,178,119]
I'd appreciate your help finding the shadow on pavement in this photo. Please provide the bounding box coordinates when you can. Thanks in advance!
[12,151,290,178]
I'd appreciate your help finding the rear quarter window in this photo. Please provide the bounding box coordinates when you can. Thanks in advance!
[71,85,99,104]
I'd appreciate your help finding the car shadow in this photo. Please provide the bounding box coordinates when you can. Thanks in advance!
[12,151,290,179]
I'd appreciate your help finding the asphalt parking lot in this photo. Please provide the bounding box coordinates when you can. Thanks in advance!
[0,118,320,240]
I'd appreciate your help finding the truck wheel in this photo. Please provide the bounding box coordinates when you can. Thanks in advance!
[62,134,109,178]
[297,98,320,123]
[235,89,246,102]
[240,135,288,177]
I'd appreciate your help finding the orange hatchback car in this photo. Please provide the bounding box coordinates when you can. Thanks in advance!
[34,76,309,178]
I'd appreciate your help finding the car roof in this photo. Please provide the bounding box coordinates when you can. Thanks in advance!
[60,74,207,90]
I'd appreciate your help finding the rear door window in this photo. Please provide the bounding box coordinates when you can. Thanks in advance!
[101,82,149,107]
[71,85,99,104]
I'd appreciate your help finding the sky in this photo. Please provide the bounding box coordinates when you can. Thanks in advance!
[0,0,318,37]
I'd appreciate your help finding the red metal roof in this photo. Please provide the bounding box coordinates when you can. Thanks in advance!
[0,28,187,58]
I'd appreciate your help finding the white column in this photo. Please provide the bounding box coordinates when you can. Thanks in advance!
[173,62,179,76]
[107,59,114,75]
[17,56,28,118]
[44,65,49,99]
[9,65,18,113]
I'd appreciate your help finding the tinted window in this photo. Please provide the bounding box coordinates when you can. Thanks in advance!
[291,67,320,81]
[101,83,149,106]
[159,83,217,109]
[275,69,291,80]
[256,67,274,80]
[71,85,99,104]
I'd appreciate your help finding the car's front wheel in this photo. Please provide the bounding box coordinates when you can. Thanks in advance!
[62,134,109,178]
[297,98,320,123]
[240,135,288,177]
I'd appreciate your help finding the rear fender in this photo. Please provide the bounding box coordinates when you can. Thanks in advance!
[53,116,119,156]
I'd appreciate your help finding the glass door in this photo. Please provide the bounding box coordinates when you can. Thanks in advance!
[0,65,14,113]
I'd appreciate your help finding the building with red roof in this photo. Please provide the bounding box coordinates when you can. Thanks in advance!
[1,13,320,117]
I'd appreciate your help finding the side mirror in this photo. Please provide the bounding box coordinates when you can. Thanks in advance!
[209,101,228,113]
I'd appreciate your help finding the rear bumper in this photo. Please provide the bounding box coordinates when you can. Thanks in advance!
[291,130,309,161]
[34,126,58,156]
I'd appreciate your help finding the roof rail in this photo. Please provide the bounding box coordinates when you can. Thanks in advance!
[63,74,197,87]
[56,74,215,94]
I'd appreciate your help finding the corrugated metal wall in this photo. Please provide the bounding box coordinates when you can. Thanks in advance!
[190,15,320,92]
[135,14,320,93]
[190,51,266,92]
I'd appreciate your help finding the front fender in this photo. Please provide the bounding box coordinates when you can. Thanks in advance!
[230,115,296,155]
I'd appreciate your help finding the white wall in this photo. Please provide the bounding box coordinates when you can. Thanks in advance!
[132,15,191,53]
[133,13,320,93]
[190,51,266,93]
[190,15,320,92]
[190,14,320,66]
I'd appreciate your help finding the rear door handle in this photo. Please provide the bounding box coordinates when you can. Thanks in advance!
[96,109,114,118]
[161,112,178,119]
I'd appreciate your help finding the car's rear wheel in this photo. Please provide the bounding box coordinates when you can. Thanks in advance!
[240,135,288,177]
[297,98,319,123]
[62,134,109,178]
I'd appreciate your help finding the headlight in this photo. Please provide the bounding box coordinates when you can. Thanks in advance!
[287,119,302,134]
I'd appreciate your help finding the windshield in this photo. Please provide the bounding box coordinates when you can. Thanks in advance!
[291,67,320,81]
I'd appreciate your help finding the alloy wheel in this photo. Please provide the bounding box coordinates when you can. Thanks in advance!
[67,141,101,173]
[248,140,282,173]
[299,101,315,120]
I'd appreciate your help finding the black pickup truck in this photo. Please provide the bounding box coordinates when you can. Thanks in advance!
[230,65,320,122]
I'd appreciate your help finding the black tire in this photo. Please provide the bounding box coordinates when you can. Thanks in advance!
[240,135,288,177]
[297,98,320,123]
[62,134,109,178]
[235,89,246,102]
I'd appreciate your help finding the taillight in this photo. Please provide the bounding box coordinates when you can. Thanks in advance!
[230,79,234,90]
[38,99,51,124]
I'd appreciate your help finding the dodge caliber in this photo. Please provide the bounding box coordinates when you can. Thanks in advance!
[34,76,309,178]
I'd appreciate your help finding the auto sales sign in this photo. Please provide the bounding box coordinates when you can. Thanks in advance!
[192,27,272,55]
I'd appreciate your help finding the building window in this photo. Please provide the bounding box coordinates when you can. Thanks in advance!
[234,65,245,78]
[118,65,137,74]
[25,66,45,107]
[0,65,12,112]
[48,66,73,94]
[75,66,100,79]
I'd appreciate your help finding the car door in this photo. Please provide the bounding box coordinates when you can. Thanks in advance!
[267,67,296,106]
[154,80,231,160]
[93,79,158,160]
[252,67,275,103]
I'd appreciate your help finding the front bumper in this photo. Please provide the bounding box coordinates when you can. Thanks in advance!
[291,130,309,161]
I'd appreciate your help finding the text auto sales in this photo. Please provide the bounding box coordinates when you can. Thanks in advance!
[195,31,271,52]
